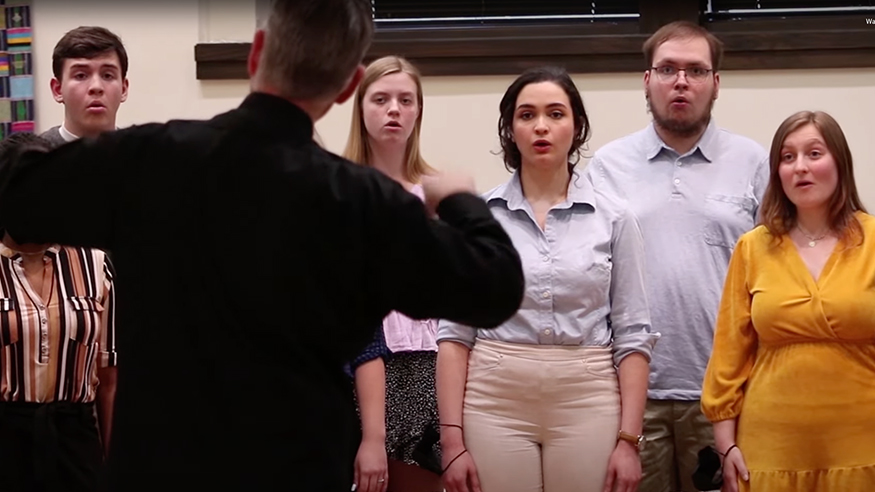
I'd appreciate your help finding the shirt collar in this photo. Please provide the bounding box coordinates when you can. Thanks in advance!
[236,92,315,143]
[645,118,718,162]
[59,124,79,142]
[485,168,597,211]
[0,244,61,261]
[59,124,121,142]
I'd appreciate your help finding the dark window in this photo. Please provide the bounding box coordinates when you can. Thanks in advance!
[709,0,875,14]
[371,1,639,23]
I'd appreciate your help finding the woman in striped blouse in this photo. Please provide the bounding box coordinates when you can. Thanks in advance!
[0,132,118,492]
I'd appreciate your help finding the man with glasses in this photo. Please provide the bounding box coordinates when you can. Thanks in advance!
[584,21,768,492]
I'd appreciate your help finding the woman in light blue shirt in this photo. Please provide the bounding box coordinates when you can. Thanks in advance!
[436,66,658,492]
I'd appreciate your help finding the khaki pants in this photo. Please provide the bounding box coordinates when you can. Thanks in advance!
[462,339,620,492]
[639,399,717,492]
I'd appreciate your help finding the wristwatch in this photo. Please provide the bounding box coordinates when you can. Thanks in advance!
[617,430,646,451]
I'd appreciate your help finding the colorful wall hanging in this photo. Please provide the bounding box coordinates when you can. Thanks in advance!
[0,0,34,138]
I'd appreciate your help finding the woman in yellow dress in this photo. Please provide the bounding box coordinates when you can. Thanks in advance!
[701,110,875,491]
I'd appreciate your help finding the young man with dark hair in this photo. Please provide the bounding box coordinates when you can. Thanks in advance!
[41,26,128,147]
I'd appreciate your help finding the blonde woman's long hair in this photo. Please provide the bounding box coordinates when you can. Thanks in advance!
[342,55,434,183]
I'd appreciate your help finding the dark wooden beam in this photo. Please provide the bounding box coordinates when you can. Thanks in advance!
[723,48,875,71]
[194,11,875,79]
[195,21,650,79]
[709,13,875,71]
[388,53,648,77]
[718,30,875,52]
[367,24,645,58]
[195,42,249,80]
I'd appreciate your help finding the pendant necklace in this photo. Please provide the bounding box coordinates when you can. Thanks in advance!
[797,225,828,248]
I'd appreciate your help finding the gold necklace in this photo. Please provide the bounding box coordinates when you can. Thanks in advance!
[797,224,829,248]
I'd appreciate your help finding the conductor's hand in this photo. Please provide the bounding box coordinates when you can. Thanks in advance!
[421,171,476,217]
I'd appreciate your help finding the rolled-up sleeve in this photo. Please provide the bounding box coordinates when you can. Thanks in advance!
[436,318,478,349]
[348,326,390,374]
[609,208,658,365]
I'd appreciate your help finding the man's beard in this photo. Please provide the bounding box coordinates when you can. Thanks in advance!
[647,92,715,138]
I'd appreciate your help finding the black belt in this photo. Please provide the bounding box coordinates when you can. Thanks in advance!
[0,400,96,490]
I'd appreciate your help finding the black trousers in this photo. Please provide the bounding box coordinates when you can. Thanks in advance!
[0,401,105,492]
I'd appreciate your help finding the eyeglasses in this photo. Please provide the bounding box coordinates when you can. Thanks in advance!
[650,66,714,83]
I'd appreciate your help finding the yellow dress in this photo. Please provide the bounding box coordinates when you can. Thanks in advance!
[702,212,875,491]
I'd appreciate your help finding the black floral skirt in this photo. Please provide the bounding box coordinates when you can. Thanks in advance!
[384,350,442,475]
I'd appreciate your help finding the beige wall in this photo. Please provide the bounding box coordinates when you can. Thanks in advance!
[32,0,254,130]
[32,1,875,207]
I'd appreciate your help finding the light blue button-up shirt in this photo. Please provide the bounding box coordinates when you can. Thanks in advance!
[584,120,768,399]
[437,170,658,366]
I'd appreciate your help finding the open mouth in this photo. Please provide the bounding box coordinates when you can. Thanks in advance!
[796,180,814,188]
[385,121,402,129]
[533,140,551,152]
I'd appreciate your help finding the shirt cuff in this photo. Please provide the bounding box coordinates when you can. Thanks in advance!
[436,320,477,349]
[612,331,660,366]
[99,350,118,368]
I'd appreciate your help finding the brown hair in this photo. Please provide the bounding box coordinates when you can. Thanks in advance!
[643,21,724,71]
[497,66,590,173]
[257,0,374,101]
[342,56,434,183]
[52,26,128,80]
[760,110,866,242]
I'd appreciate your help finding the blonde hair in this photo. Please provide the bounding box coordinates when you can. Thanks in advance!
[342,56,434,183]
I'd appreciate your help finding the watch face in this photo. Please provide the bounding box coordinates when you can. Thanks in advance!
[619,431,646,450]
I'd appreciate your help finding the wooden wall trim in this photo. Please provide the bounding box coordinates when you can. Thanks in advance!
[194,8,875,79]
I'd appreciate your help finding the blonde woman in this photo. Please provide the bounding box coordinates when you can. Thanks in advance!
[343,56,442,492]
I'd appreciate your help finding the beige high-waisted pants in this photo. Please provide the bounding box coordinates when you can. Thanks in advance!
[463,339,621,492]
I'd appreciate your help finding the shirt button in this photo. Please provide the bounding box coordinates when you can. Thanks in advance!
[41,319,47,325]
[544,329,552,335]
[542,291,551,299]
[676,161,682,167]
[674,178,680,185]
[542,256,550,262]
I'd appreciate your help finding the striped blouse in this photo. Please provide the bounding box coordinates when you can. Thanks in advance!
[0,244,116,403]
